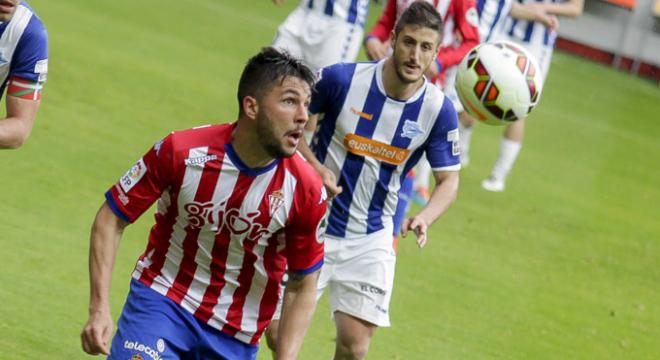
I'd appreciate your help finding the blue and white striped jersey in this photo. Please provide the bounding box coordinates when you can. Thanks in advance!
[309,60,461,239]
[477,0,513,42]
[300,0,370,26]
[504,0,559,48]
[0,1,48,99]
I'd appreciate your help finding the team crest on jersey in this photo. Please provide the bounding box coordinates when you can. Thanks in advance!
[269,189,285,216]
[120,158,147,193]
[316,211,328,244]
[466,7,479,27]
[401,120,424,139]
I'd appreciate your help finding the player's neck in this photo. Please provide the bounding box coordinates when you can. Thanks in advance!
[231,122,276,169]
[382,58,424,101]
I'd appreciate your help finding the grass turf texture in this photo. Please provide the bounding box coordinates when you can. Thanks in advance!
[0,0,659,358]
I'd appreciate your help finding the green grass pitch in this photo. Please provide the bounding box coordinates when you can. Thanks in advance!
[0,0,659,358]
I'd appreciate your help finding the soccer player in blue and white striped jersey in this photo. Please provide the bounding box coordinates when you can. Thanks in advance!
[272,0,370,72]
[0,0,47,149]
[298,3,460,358]
[459,0,580,192]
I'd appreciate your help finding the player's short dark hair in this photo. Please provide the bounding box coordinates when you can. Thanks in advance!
[237,47,315,115]
[394,1,443,41]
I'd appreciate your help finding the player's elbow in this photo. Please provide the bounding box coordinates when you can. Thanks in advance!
[1,132,29,149]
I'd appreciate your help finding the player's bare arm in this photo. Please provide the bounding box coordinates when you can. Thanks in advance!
[510,2,559,30]
[401,170,459,248]
[298,113,343,197]
[80,202,128,356]
[275,269,321,360]
[539,0,584,18]
[0,78,43,149]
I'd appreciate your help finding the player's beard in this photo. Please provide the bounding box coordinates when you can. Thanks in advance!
[392,50,424,85]
[255,111,295,159]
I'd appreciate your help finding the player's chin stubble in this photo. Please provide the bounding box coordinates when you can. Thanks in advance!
[256,114,294,159]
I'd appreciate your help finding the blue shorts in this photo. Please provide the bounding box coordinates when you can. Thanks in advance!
[109,279,258,360]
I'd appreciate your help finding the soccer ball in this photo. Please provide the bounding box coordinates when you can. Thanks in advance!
[456,41,544,126]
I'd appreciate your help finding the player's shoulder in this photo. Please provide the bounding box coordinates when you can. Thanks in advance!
[319,61,363,85]
[285,152,326,196]
[168,123,232,151]
[19,2,47,34]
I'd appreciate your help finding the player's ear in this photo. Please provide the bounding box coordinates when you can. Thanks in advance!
[389,30,396,48]
[242,95,259,120]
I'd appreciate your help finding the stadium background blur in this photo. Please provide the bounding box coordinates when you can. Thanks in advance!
[0,0,658,358]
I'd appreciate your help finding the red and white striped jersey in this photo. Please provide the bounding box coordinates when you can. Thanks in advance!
[105,123,328,345]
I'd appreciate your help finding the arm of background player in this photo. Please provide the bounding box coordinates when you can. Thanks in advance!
[432,0,481,78]
[367,0,396,42]
[539,0,584,18]
[275,269,321,360]
[298,114,343,197]
[401,170,459,248]
[510,2,558,30]
[364,0,397,60]
[81,202,129,356]
[0,89,41,149]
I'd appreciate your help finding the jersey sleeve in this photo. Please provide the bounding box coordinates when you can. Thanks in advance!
[437,0,481,71]
[366,0,397,42]
[308,63,353,115]
[10,16,48,83]
[425,98,461,171]
[105,134,176,223]
[284,179,328,275]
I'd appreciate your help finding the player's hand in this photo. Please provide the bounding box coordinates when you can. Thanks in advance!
[530,4,559,31]
[81,308,113,355]
[317,166,343,198]
[364,38,388,60]
[425,60,440,80]
[400,216,429,248]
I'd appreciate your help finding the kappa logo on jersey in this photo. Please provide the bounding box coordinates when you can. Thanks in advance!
[120,158,147,193]
[344,134,410,165]
[124,340,162,360]
[184,154,218,167]
[114,184,130,205]
[184,201,271,242]
[268,189,285,216]
[401,120,424,139]
[350,107,374,121]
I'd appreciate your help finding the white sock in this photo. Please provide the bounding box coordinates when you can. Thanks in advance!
[490,138,522,181]
[413,160,432,190]
[459,125,473,162]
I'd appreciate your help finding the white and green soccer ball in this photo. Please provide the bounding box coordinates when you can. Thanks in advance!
[456,41,544,126]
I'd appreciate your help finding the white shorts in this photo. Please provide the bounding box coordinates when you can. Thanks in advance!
[317,228,397,327]
[273,7,363,72]
[442,65,464,113]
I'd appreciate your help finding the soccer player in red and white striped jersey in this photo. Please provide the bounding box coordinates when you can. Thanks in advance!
[80,48,328,360]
